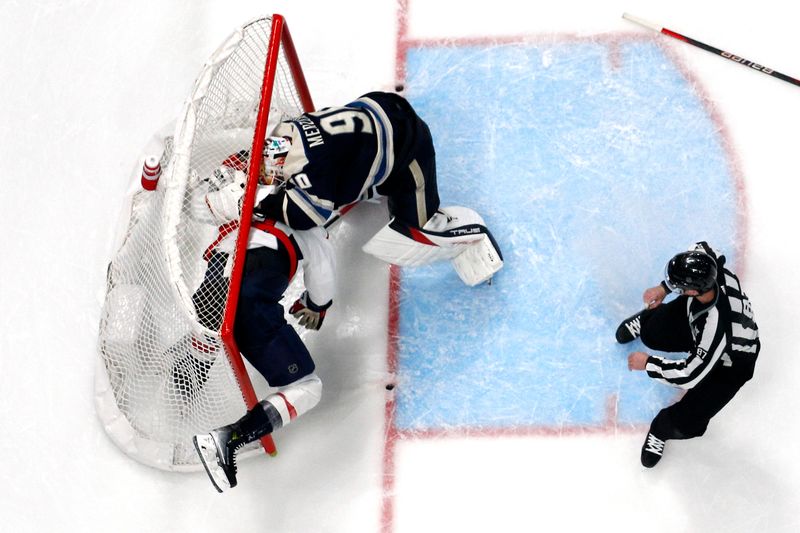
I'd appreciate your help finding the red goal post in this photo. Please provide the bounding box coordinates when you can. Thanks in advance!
[96,15,313,471]
[221,14,315,459]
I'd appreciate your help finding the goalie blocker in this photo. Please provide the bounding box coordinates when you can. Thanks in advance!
[362,206,503,286]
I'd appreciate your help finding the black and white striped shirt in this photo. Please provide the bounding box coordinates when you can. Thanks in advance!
[646,242,760,389]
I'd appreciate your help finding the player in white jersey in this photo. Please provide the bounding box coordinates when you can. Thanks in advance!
[616,241,759,467]
[190,161,335,492]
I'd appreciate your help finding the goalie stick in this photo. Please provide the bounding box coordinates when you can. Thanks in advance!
[622,12,800,88]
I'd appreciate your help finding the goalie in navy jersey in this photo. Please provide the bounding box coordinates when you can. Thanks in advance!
[616,242,760,468]
[258,91,439,231]
[221,91,504,286]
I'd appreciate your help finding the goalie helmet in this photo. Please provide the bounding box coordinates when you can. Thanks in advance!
[261,136,292,184]
[664,250,717,293]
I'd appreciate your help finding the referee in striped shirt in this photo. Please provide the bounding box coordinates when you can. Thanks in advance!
[616,241,760,467]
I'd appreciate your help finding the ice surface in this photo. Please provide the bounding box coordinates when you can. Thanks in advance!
[398,39,738,432]
[2,1,800,532]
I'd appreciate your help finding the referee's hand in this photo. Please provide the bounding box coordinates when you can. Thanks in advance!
[628,351,649,371]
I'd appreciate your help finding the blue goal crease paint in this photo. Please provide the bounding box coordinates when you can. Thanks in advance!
[394,39,740,432]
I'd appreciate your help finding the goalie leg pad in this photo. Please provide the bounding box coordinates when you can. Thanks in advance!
[362,206,490,266]
[361,218,465,266]
[423,205,485,231]
[451,232,504,286]
[362,205,504,285]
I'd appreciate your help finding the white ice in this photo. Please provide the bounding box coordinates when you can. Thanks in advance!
[2,1,799,532]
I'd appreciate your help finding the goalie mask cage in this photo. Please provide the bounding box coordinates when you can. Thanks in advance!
[95,15,314,471]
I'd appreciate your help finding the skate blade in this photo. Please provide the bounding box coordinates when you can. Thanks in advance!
[192,435,229,493]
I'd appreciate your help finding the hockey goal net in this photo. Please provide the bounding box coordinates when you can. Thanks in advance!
[96,15,313,471]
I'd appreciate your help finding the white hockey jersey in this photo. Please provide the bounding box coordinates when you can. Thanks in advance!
[209,183,336,307]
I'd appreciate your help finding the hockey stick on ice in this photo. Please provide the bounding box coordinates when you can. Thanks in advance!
[622,13,800,88]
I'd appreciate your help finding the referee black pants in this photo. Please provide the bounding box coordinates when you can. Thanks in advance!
[639,297,757,440]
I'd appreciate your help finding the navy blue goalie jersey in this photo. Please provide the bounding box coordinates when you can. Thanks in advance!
[257,92,394,229]
[255,91,439,230]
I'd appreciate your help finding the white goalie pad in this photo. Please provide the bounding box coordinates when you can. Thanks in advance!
[451,233,504,286]
[362,206,504,285]
[361,220,463,266]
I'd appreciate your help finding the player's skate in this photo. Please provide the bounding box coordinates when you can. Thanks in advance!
[615,310,646,344]
[640,432,666,468]
[193,426,239,492]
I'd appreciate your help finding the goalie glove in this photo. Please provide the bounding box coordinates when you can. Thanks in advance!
[288,291,332,330]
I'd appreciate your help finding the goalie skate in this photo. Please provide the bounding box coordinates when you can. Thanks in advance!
[193,429,238,493]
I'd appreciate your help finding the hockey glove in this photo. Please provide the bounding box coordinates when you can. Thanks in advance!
[204,180,245,224]
[207,165,245,190]
[288,291,332,330]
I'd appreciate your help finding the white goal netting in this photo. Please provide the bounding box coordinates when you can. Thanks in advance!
[96,16,307,471]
